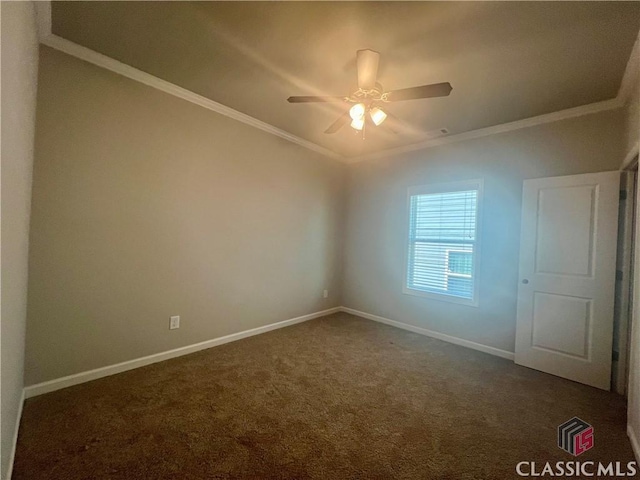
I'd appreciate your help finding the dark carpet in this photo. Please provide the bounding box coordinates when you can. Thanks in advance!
[14,313,635,479]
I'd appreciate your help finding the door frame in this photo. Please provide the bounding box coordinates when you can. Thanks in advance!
[613,166,636,394]
[617,145,639,395]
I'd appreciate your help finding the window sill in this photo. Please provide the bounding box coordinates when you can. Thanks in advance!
[402,286,479,308]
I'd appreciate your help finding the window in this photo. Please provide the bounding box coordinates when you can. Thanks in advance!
[404,180,482,306]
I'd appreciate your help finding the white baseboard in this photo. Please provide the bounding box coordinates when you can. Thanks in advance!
[340,307,515,361]
[24,305,514,398]
[629,425,640,464]
[24,307,340,399]
[6,389,25,480]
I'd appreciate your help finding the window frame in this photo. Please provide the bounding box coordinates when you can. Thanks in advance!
[402,179,484,307]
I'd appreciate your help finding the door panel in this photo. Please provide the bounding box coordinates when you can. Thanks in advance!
[515,171,620,390]
[535,185,595,276]
[532,292,591,359]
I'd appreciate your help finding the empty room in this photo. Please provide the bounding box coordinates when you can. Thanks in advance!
[3,1,640,478]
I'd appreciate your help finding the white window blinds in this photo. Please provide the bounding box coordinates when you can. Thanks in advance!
[406,182,481,303]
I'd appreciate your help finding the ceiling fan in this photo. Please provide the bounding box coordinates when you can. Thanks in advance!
[287,49,452,137]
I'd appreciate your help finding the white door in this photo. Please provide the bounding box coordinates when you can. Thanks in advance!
[515,171,620,390]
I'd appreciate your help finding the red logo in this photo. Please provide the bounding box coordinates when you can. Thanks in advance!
[558,417,594,456]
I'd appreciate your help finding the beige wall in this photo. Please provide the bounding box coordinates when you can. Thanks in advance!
[343,109,625,354]
[1,2,39,478]
[25,47,345,386]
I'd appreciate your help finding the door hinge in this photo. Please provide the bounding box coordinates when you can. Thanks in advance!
[620,190,627,201]
[616,270,624,281]
[612,350,620,362]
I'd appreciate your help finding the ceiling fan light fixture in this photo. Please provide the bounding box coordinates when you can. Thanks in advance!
[370,107,387,126]
[350,117,365,131]
[288,49,452,137]
[349,103,366,121]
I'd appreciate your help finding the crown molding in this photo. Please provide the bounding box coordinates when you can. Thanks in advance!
[36,3,636,164]
[40,33,344,162]
[347,97,624,163]
[618,30,640,105]
[352,26,636,163]
[622,141,640,171]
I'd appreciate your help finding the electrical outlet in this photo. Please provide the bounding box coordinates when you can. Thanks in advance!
[170,315,180,330]
[323,290,328,298]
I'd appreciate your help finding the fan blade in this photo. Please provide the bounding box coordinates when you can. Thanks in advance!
[386,82,452,102]
[356,49,380,90]
[287,96,346,103]
[324,110,351,134]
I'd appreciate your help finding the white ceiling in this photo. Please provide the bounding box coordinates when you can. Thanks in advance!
[51,1,640,158]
